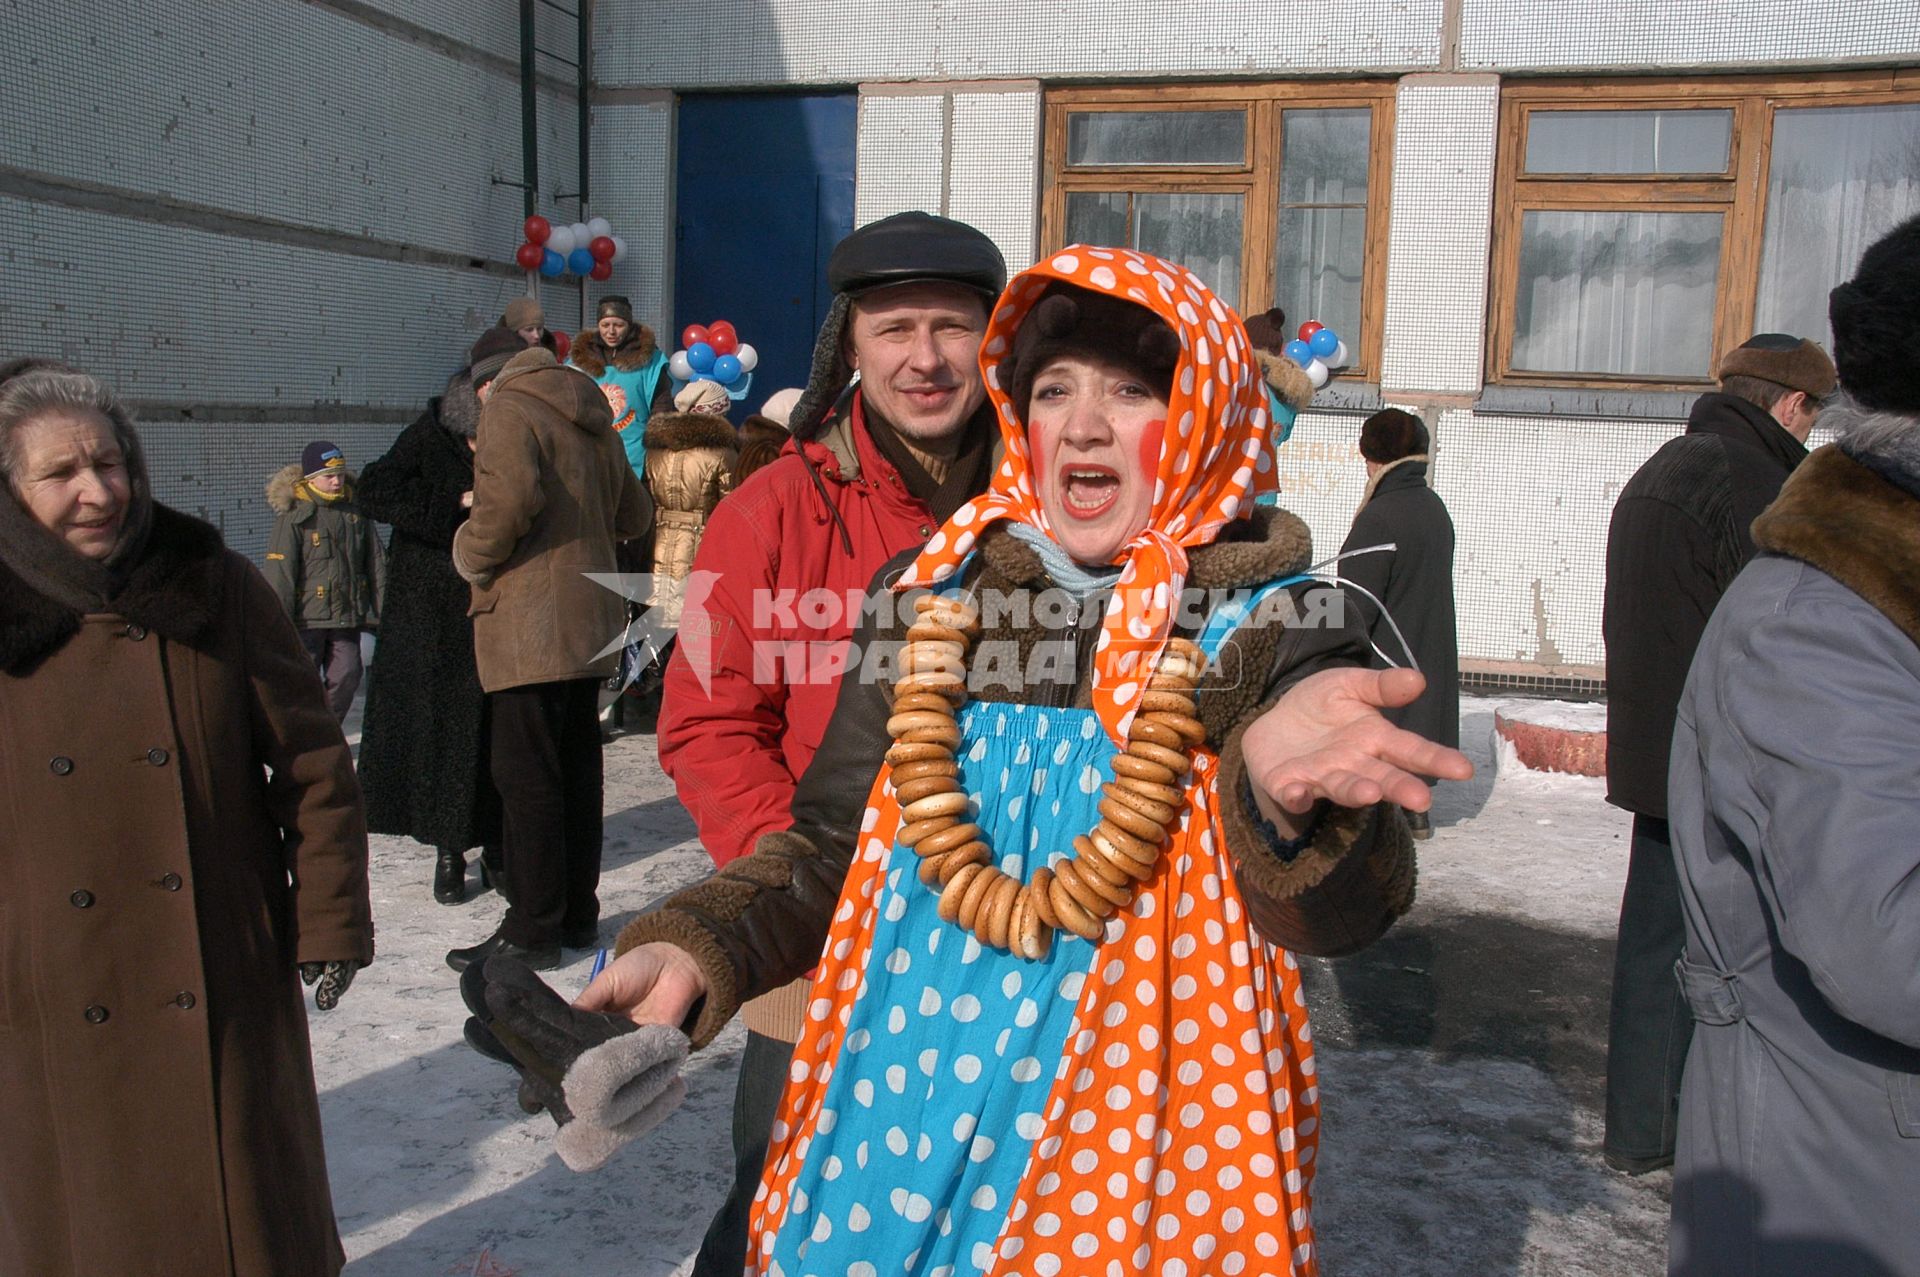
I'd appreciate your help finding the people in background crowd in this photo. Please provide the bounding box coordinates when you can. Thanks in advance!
[569,295,673,483]
[354,328,512,906]
[445,346,652,973]
[577,249,1469,1275]
[501,294,561,356]
[1337,407,1459,839]
[0,366,373,1277]
[1601,329,1835,1175]
[732,385,802,488]
[265,438,386,720]
[1665,214,1920,1276]
[654,211,1007,1277]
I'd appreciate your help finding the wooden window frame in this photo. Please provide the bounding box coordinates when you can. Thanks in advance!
[1043,81,1395,382]
[1489,69,1920,392]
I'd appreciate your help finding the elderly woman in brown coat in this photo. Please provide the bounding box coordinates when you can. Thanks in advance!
[0,365,374,1277]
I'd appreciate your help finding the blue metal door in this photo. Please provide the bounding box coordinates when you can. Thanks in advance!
[674,92,857,415]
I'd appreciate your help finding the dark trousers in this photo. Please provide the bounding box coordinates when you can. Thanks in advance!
[299,628,364,720]
[1604,814,1693,1168]
[489,678,604,948]
[690,1031,794,1277]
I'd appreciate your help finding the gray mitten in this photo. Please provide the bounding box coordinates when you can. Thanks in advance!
[552,1071,691,1173]
[562,1023,690,1130]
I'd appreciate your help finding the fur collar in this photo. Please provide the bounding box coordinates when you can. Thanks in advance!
[0,505,228,674]
[977,505,1313,592]
[1363,453,1428,505]
[1252,350,1316,414]
[643,411,739,453]
[439,371,480,439]
[568,324,660,378]
[265,463,357,514]
[1752,444,1920,648]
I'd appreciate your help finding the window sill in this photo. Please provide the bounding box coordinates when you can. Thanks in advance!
[1302,380,1382,414]
[1473,383,1697,422]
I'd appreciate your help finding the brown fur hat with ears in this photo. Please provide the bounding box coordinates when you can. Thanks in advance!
[1241,306,1315,414]
[999,283,1181,416]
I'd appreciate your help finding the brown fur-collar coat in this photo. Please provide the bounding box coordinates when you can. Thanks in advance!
[1752,444,1920,646]
[568,322,661,378]
[0,504,371,1276]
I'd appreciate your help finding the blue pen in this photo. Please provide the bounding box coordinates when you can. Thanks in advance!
[588,947,608,984]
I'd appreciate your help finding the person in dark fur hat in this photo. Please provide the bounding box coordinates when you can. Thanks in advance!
[1664,212,1920,1274]
[731,386,799,488]
[0,366,371,1277]
[354,341,504,906]
[567,295,672,481]
[1601,325,1836,1177]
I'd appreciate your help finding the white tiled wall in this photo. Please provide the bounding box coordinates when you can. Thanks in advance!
[589,99,675,339]
[1459,0,1920,72]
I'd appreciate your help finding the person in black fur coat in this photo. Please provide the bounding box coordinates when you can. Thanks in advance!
[355,363,503,903]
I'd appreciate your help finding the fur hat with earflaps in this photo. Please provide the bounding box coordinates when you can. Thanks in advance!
[1829,213,1920,415]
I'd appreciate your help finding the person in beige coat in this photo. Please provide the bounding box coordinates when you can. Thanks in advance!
[0,366,372,1277]
[447,346,652,971]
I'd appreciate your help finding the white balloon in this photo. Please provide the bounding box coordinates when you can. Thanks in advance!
[569,223,590,247]
[734,342,759,373]
[586,216,612,241]
[547,226,576,256]
[668,351,694,380]
[1332,340,1351,368]
[1306,359,1330,388]
[610,235,628,264]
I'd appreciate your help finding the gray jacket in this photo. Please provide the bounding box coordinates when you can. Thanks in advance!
[1667,446,1920,1277]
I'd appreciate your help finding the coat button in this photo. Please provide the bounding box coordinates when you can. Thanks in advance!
[160,873,183,891]
[70,889,94,908]
[147,748,169,766]
[174,992,197,1010]
[50,756,74,776]
[919,525,932,537]
[83,1005,109,1024]
[126,623,148,640]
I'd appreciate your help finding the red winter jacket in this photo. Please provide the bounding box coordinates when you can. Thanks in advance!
[658,392,946,866]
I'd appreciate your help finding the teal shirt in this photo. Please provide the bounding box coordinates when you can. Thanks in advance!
[571,350,667,480]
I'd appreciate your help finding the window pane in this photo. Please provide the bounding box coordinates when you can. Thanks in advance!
[1525,110,1732,175]
[1512,210,1722,378]
[1133,194,1244,309]
[1064,191,1130,250]
[1279,108,1371,204]
[1274,206,1365,354]
[1756,103,1920,346]
[1067,110,1246,167]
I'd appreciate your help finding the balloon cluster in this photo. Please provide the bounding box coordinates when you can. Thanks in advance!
[516,215,628,281]
[1280,322,1351,389]
[668,321,758,399]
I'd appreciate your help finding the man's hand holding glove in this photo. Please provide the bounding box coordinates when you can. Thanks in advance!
[461,956,689,1171]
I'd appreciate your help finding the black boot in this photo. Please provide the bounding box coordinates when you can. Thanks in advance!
[478,844,503,892]
[434,850,467,905]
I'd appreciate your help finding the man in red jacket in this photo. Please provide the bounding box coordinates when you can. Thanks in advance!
[658,210,1006,1277]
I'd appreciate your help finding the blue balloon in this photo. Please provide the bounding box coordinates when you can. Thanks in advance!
[686,341,717,373]
[539,249,565,277]
[711,354,743,384]
[1308,328,1341,359]
[567,247,595,275]
[1283,339,1315,369]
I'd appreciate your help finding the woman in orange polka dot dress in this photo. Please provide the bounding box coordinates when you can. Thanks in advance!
[588,248,1472,1276]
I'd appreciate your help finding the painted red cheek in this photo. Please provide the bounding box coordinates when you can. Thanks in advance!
[1138,419,1166,479]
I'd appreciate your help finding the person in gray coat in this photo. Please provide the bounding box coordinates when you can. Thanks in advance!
[1667,214,1920,1277]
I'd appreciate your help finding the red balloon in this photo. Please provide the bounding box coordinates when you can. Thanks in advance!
[681,325,710,351]
[708,328,738,356]
[523,216,552,245]
[1298,321,1324,341]
[707,320,737,342]
[551,329,571,360]
[589,235,617,262]
[589,260,613,281]
[515,241,545,271]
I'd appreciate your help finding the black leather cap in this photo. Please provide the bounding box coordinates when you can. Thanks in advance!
[826,211,1007,300]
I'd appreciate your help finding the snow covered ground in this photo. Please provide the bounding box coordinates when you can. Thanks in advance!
[314,695,1668,1276]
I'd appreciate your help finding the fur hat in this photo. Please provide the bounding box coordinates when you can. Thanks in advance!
[1239,306,1315,415]
[503,296,543,333]
[998,283,1180,417]
[1716,333,1837,399]
[788,212,1008,439]
[596,295,634,323]
[1358,408,1428,464]
[302,440,346,478]
[468,326,524,388]
[1829,214,1920,415]
[673,379,731,414]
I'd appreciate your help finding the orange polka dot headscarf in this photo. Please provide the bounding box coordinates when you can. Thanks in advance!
[897,246,1281,743]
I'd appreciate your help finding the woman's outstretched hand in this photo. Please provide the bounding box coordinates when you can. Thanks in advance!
[1242,667,1474,833]
[574,943,711,1029]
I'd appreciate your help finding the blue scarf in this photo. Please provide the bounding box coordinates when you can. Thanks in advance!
[1005,522,1124,603]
